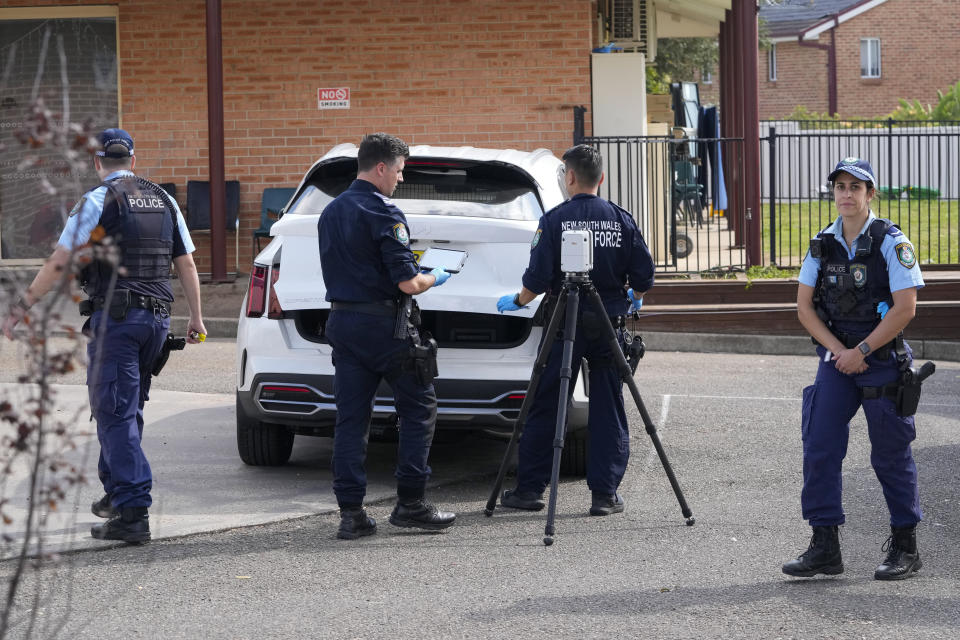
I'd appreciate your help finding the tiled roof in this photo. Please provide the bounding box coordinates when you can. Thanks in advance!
[759,0,868,38]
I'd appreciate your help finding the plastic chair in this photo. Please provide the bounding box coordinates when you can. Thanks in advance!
[186,180,241,272]
[672,160,704,227]
[253,187,295,254]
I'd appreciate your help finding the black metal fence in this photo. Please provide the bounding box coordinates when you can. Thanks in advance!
[761,119,960,268]
[577,135,746,274]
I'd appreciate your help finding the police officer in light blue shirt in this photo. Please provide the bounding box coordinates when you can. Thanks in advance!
[496,144,654,517]
[783,157,926,581]
[3,128,206,544]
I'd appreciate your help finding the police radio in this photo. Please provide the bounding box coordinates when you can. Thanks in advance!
[560,230,593,273]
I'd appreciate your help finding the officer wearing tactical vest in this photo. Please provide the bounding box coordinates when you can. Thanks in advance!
[496,144,654,517]
[783,157,925,581]
[3,128,206,544]
[318,132,456,540]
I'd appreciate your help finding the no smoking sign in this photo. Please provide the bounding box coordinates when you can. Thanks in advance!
[318,87,350,110]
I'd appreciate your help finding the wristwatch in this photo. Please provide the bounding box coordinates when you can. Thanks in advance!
[857,341,871,356]
[513,293,522,307]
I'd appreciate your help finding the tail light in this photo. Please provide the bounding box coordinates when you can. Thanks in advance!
[246,264,268,317]
[267,263,284,319]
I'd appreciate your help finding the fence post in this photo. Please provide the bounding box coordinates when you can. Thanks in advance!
[768,126,777,266]
[887,117,893,192]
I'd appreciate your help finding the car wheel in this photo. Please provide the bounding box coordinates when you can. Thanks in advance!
[559,429,588,477]
[236,393,294,466]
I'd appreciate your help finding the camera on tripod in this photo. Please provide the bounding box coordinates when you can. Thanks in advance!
[560,229,593,273]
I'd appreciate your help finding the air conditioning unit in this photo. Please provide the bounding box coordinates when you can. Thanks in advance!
[609,0,657,61]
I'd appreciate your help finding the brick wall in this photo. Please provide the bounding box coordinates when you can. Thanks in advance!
[759,0,960,119]
[835,0,960,118]
[759,42,829,119]
[3,0,595,273]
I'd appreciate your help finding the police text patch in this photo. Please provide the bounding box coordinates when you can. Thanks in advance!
[895,242,917,268]
[393,223,409,245]
[69,196,87,217]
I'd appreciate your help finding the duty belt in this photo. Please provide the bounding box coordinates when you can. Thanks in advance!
[860,383,899,401]
[79,292,170,316]
[330,300,397,317]
[815,331,903,360]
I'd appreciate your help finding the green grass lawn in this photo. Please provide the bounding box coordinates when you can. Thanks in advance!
[761,199,960,268]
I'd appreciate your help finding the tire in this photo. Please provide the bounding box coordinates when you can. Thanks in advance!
[559,429,588,477]
[672,232,694,259]
[236,393,294,466]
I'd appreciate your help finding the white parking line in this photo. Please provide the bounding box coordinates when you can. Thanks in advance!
[643,394,672,467]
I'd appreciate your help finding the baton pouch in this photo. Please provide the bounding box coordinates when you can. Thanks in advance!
[109,290,131,321]
[408,336,439,386]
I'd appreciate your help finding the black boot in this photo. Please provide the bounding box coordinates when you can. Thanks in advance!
[589,492,625,516]
[337,507,377,540]
[782,525,843,577]
[875,525,922,581]
[91,494,118,519]
[389,500,456,530]
[91,507,151,544]
[500,489,545,511]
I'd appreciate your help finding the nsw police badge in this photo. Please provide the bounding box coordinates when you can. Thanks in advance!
[850,263,867,288]
[531,228,542,248]
[895,242,917,268]
[392,223,409,246]
[69,196,87,217]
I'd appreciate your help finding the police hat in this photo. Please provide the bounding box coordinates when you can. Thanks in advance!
[96,128,134,158]
[828,157,876,185]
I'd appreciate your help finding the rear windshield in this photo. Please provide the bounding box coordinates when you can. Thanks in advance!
[285,158,544,221]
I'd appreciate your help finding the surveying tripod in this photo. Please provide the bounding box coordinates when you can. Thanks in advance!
[484,273,695,546]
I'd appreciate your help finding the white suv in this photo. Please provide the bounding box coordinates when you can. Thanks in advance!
[235,144,589,472]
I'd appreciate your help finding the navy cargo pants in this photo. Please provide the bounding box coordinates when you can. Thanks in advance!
[326,310,436,508]
[801,344,923,528]
[86,306,169,509]
[517,307,630,496]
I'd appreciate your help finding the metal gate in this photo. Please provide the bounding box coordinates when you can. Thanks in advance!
[577,135,746,273]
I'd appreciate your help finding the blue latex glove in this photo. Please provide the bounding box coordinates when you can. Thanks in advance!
[430,267,450,287]
[627,288,644,312]
[877,301,890,319]
[497,294,527,313]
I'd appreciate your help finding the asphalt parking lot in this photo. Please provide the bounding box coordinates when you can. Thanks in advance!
[1,339,958,639]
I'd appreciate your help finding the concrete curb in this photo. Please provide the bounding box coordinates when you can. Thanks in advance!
[50,317,959,362]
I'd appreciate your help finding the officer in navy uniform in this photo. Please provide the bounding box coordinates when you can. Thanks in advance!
[318,132,456,540]
[3,128,206,543]
[496,144,654,516]
[783,158,926,580]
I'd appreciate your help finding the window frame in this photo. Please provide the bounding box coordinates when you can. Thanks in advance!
[0,5,120,266]
[860,37,882,79]
[768,43,777,82]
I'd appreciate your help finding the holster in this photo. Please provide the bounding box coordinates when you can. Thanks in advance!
[406,335,439,386]
[861,360,936,418]
[151,334,186,376]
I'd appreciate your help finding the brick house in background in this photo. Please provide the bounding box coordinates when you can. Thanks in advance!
[1,1,736,275]
[759,0,960,120]
[1,1,596,273]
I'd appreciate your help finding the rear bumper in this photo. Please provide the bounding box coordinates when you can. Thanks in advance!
[238,372,535,433]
